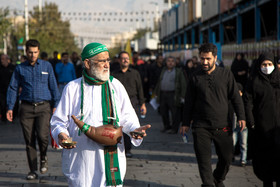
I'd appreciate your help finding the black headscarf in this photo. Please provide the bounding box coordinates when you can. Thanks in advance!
[255,52,280,88]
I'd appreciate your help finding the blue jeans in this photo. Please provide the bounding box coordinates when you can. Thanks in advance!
[58,83,67,96]
[232,126,248,163]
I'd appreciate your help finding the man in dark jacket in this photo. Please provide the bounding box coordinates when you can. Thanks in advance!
[112,51,146,158]
[149,54,163,94]
[231,52,249,87]
[155,56,186,134]
[243,52,280,187]
[180,43,246,187]
[0,54,16,123]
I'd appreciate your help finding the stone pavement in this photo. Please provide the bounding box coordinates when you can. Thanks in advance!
[0,104,262,187]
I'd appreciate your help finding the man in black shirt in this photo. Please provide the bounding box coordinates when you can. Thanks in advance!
[180,43,246,187]
[0,54,16,123]
[112,51,146,157]
[149,54,163,94]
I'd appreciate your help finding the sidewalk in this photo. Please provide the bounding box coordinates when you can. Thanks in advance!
[125,105,262,187]
[0,104,262,187]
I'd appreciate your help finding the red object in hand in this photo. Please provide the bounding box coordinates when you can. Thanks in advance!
[71,115,123,146]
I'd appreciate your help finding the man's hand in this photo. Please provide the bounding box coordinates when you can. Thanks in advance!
[180,126,190,135]
[58,132,76,149]
[52,108,56,114]
[130,124,151,139]
[6,110,13,122]
[238,120,246,132]
[140,104,147,115]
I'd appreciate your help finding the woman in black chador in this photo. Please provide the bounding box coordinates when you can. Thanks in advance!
[231,52,249,87]
[243,52,280,187]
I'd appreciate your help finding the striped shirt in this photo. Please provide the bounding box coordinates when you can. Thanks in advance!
[7,59,60,110]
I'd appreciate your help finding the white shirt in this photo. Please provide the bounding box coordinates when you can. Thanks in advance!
[51,77,142,187]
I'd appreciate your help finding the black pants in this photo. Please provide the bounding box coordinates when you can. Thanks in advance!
[192,127,233,187]
[20,101,51,172]
[160,91,181,131]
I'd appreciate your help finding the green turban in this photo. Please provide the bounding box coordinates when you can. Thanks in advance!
[81,42,109,61]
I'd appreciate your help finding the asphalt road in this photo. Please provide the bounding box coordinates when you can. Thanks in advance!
[0,104,262,187]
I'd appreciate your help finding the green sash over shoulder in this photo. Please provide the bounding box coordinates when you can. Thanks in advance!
[81,70,122,186]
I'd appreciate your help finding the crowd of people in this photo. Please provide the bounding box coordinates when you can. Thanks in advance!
[0,39,280,187]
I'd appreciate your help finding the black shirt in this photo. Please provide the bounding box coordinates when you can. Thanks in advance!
[183,66,245,129]
[149,62,163,90]
[0,63,16,95]
[112,68,145,105]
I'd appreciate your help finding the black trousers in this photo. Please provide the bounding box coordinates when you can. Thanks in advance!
[20,101,51,172]
[192,127,233,187]
[159,91,181,131]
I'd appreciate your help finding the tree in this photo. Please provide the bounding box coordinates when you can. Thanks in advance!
[15,2,80,56]
[108,44,122,59]
[0,8,12,52]
[132,28,150,40]
[0,8,11,37]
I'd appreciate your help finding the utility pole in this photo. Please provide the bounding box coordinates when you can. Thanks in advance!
[168,0,171,9]
[3,34,7,54]
[24,0,29,42]
[39,0,42,21]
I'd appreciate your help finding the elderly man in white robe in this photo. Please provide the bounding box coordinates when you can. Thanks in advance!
[50,42,151,187]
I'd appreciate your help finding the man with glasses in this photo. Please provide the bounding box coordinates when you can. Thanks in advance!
[112,51,146,158]
[51,43,151,187]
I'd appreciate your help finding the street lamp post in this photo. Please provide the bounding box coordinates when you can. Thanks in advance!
[168,0,171,9]
[39,0,42,21]
[24,0,29,42]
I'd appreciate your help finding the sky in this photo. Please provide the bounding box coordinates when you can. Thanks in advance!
[0,0,170,47]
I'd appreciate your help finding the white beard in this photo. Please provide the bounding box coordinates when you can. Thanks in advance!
[89,64,110,81]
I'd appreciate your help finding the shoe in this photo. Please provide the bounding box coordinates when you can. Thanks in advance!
[26,172,38,180]
[125,150,133,158]
[240,161,246,167]
[40,158,48,174]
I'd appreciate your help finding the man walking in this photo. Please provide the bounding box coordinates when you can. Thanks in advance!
[55,52,76,95]
[180,43,246,187]
[50,43,150,186]
[0,54,16,123]
[112,51,146,157]
[6,39,60,180]
[155,56,186,134]
[149,54,164,94]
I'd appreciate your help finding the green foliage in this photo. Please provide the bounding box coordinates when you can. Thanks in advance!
[0,7,12,50]
[108,45,122,59]
[15,2,81,56]
[0,7,11,37]
[132,28,150,40]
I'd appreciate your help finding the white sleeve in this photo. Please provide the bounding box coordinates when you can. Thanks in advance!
[50,84,73,144]
[113,79,143,146]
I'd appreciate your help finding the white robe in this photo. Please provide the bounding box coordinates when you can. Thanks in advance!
[51,77,142,187]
